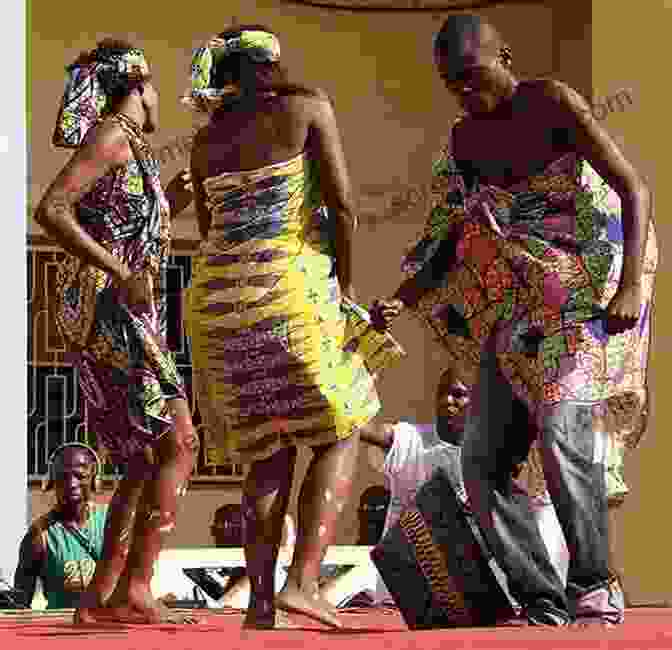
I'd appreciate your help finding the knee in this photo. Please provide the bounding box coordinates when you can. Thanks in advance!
[158,430,200,466]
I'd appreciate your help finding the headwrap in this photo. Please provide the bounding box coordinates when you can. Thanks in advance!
[181,31,281,114]
[53,47,150,148]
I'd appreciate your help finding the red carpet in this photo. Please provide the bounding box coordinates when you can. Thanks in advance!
[2,608,670,650]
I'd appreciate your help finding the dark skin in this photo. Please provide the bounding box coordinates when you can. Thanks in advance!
[205,508,296,614]
[35,82,193,307]
[360,370,531,482]
[373,21,651,337]
[211,507,244,548]
[190,91,356,301]
[190,89,360,630]
[356,487,390,546]
[360,371,471,450]
[14,448,97,607]
[36,72,197,625]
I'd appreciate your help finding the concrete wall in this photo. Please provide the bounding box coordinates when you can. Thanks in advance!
[589,0,671,604]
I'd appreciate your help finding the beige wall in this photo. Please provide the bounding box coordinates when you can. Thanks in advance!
[590,0,671,604]
[26,0,668,601]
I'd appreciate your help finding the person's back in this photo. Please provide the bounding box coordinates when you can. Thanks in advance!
[184,26,403,629]
[194,94,314,176]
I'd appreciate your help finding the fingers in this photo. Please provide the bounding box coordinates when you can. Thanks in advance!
[373,299,403,316]
[180,169,193,192]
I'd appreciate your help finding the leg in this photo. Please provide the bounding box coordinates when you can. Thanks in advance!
[607,500,630,604]
[461,346,570,626]
[74,455,145,624]
[241,446,297,629]
[277,431,360,628]
[538,401,621,625]
[97,398,199,624]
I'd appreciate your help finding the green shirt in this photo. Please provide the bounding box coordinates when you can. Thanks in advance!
[33,503,108,609]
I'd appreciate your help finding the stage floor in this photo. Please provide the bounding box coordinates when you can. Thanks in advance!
[2,607,671,650]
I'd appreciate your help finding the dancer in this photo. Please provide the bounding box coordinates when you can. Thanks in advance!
[35,39,198,624]
[372,14,656,626]
[185,506,296,613]
[183,26,403,629]
[14,444,108,609]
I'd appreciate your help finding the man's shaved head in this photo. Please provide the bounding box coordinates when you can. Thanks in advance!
[434,14,503,60]
[433,14,515,115]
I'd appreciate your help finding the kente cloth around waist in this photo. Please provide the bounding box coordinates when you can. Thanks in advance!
[184,153,405,462]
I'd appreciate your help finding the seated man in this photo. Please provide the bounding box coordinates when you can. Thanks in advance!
[360,367,569,590]
[14,443,108,609]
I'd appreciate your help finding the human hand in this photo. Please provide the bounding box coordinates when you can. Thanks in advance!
[370,298,404,332]
[116,268,154,307]
[168,168,192,193]
[341,284,357,303]
[605,284,643,335]
[165,168,194,218]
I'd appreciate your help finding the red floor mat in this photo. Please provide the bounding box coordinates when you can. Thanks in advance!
[2,608,670,650]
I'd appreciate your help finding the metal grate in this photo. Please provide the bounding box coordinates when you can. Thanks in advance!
[26,241,246,483]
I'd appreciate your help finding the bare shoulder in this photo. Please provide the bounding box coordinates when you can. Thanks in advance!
[191,124,211,154]
[522,78,593,116]
[80,117,133,165]
[190,125,211,175]
[288,88,334,119]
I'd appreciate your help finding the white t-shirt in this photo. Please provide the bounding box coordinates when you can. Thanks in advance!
[371,422,463,603]
[373,422,568,604]
[382,422,466,538]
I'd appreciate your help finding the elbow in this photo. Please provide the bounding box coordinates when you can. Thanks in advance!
[33,200,56,230]
[33,209,49,232]
[636,178,651,208]
[329,199,357,231]
[618,176,651,218]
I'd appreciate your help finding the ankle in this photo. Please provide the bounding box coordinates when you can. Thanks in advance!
[284,572,319,595]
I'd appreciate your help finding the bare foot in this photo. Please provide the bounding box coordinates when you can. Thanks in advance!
[156,598,201,624]
[73,591,105,625]
[79,584,199,625]
[276,583,342,629]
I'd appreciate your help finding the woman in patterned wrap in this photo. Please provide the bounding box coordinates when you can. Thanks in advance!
[34,39,199,625]
[184,26,404,629]
[372,15,656,627]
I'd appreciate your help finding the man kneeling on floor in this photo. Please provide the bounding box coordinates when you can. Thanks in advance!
[359,366,569,605]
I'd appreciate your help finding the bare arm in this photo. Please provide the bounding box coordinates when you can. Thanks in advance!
[546,80,650,288]
[360,423,395,450]
[189,133,212,241]
[34,120,134,283]
[307,93,357,297]
[164,169,194,219]
[13,529,45,608]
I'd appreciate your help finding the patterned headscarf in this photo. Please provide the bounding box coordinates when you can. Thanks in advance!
[182,31,281,114]
[53,47,150,148]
